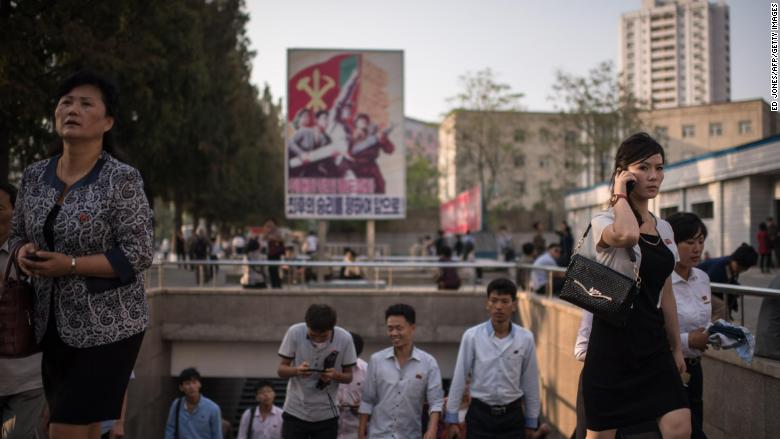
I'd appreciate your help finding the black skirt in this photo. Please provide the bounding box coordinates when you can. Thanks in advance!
[41,313,144,425]
[582,235,689,431]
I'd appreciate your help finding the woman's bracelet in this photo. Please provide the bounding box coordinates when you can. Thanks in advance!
[70,256,77,275]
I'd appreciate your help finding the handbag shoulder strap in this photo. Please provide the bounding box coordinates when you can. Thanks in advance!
[174,396,182,439]
[576,224,636,263]
[4,242,26,282]
[246,406,256,439]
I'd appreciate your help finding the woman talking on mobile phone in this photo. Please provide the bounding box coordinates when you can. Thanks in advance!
[582,132,691,439]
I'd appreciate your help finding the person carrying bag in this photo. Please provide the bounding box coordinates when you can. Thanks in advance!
[567,133,691,439]
[0,242,38,358]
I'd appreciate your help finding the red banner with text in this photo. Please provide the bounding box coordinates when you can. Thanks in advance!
[440,186,482,234]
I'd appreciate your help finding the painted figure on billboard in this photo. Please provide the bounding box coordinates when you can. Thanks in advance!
[286,50,405,219]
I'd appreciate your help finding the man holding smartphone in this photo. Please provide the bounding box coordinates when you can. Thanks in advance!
[277,304,356,439]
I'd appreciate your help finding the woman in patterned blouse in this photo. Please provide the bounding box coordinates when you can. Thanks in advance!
[11,71,153,439]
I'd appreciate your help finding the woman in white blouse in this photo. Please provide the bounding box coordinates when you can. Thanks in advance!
[667,212,711,439]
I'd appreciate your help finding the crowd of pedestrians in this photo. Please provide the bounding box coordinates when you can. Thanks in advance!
[3,72,778,439]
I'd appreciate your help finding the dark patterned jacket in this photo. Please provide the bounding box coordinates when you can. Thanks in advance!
[10,151,153,348]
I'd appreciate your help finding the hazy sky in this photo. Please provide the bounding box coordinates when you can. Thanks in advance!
[246,0,769,122]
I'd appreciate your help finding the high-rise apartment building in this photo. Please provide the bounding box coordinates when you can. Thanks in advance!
[619,0,730,109]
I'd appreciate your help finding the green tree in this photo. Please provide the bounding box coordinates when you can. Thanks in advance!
[446,68,524,209]
[406,154,439,209]
[550,61,644,185]
[188,0,284,230]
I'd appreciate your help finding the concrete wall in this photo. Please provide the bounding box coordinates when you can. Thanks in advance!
[124,291,178,438]
[517,292,780,439]
[126,287,780,438]
[517,294,584,437]
[124,287,489,437]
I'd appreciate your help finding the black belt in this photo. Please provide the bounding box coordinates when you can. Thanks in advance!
[472,397,522,416]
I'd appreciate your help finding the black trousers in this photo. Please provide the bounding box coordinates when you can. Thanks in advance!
[281,412,338,439]
[466,397,525,439]
[269,255,282,288]
[685,359,707,439]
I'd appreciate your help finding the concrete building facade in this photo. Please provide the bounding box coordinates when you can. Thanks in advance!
[619,0,730,109]
[642,99,780,162]
[565,135,780,259]
[404,117,439,163]
[437,110,577,217]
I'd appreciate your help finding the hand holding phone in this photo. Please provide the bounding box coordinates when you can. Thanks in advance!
[615,167,636,195]
[23,253,46,262]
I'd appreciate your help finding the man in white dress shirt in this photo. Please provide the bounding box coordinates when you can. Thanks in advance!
[359,304,444,439]
[237,381,283,439]
[445,278,546,439]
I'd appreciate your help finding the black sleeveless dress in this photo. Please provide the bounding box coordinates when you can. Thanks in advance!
[582,234,689,431]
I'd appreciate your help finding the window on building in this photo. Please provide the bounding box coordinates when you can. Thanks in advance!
[564,131,578,146]
[513,128,527,143]
[691,201,714,219]
[538,128,552,143]
[654,126,668,138]
[682,124,695,138]
[709,122,723,137]
[738,120,752,135]
[514,153,526,167]
[660,206,679,219]
[515,180,526,195]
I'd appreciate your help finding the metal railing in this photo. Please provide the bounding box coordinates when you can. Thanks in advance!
[145,259,780,325]
[146,258,519,291]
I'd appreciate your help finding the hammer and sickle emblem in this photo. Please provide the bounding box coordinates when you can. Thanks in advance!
[297,69,336,111]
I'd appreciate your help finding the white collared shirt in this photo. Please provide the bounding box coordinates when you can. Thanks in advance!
[590,209,679,274]
[359,346,444,439]
[338,358,368,439]
[672,267,712,358]
[237,405,283,439]
[573,311,593,362]
[590,208,679,307]
[530,252,558,290]
[444,321,540,429]
[571,211,680,361]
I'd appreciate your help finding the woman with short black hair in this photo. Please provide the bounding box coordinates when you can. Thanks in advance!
[667,212,712,439]
[11,71,152,439]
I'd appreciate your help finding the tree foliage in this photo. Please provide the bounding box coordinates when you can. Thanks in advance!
[550,61,643,185]
[446,68,524,208]
[406,154,439,209]
[0,0,284,231]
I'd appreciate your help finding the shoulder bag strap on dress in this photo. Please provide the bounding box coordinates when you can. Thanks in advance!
[574,223,636,262]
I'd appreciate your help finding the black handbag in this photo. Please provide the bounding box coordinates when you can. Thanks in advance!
[0,242,40,357]
[560,224,641,326]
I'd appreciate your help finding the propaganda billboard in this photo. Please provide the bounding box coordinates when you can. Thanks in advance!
[440,186,482,234]
[285,49,405,219]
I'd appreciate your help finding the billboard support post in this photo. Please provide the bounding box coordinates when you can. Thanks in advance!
[367,220,375,260]
[316,220,328,281]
